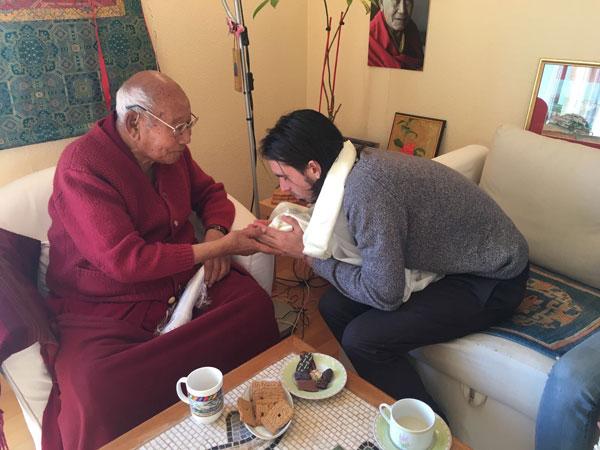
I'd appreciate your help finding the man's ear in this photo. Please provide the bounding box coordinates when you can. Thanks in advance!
[124,111,141,139]
[305,160,322,182]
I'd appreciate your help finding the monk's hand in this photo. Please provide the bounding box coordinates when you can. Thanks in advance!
[203,228,231,287]
[256,216,305,259]
[224,227,282,256]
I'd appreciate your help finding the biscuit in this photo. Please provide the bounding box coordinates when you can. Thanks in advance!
[237,397,259,427]
[261,399,294,434]
[251,380,285,402]
[254,398,277,422]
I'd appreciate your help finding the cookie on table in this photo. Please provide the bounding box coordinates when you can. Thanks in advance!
[237,397,259,427]
[251,380,285,402]
[261,399,294,434]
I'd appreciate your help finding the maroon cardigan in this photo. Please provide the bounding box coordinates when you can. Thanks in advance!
[47,113,234,330]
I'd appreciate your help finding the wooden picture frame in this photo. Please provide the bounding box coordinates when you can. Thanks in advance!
[386,113,446,158]
[525,58,600,149]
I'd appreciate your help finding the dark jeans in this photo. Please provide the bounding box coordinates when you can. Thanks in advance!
[318,265,529,416]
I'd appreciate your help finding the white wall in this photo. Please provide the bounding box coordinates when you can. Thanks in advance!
[307,0,600,154]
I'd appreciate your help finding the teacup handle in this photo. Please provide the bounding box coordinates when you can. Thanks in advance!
[176,377,190,404]
[379,403,393,425]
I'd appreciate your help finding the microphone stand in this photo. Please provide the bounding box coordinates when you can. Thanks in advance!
[222,0,260,218]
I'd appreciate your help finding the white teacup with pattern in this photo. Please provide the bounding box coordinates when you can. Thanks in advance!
[379,398,436,450]
[176,367,224,424]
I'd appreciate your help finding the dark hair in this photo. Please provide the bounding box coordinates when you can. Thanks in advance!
[260,109,344,196]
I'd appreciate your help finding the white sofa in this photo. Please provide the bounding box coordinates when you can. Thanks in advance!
[410,124,600,450]
[0,166,274,450]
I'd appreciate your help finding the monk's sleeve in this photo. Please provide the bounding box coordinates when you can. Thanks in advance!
[310,177,408,311]
[186,152,234,231]
[54,168,195,283]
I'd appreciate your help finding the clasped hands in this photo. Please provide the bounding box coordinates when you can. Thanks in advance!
[247,215,305,260]
[201,216,305,287]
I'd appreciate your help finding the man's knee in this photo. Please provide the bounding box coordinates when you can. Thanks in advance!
[318,287,337,323]
[340,319,387,361]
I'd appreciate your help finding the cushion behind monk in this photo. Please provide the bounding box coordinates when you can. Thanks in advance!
[0,227,56,364]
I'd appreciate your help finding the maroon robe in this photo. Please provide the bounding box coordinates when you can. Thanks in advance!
[42,114,279,449]
[368,10,424,70]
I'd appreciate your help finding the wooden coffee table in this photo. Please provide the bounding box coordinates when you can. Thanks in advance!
[102,336,470,449]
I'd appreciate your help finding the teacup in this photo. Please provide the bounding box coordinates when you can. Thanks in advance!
[176,367,224,424]
[379,398,436,450]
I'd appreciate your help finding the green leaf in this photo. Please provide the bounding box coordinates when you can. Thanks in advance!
[407,130,418,138]
[414,147,426,157]
[253,0,272,18]
[359,0,371,13]
[394,138,403,147]
[271,0,280,6]
[347,0,353,6]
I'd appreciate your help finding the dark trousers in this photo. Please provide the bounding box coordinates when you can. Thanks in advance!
[318,265,529,416]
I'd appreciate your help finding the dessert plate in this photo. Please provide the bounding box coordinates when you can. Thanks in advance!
[281,353,347,400]
[241,383,294,440]
[373,412,452,450]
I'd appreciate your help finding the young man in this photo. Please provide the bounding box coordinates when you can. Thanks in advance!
[257,109,529,414]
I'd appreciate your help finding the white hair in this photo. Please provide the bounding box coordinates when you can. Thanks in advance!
[115,84,154,120]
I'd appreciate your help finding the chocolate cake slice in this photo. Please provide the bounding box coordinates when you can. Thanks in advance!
[294,352,315,381]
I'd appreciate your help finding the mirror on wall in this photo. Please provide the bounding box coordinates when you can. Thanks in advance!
[525,59,600,148]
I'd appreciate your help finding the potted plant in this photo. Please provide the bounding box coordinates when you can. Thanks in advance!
[254,0,371,123]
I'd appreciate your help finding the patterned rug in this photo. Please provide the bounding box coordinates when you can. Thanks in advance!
[485,265,600,358]
[0,0,157,150]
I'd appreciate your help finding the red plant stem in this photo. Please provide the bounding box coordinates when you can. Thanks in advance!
[319,16,332,114]
[331,11,343,104]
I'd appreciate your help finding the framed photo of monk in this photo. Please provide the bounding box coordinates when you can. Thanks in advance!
[368,0,431,70]
[386,113,446,159]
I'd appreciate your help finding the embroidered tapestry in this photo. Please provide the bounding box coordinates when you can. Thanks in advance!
[485,265,600,358]
[0,0,157,150]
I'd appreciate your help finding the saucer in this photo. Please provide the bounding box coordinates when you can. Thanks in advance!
[373,413,451,450]
[281,353,347,400]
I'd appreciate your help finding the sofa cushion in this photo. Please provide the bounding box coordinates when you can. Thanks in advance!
[480,125,600,289]
[485,265,600,357]
[0,228,56,364]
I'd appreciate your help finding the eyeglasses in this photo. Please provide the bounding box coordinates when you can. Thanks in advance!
[126,104,198,137]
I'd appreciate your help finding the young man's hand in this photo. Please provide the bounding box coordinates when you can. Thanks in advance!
[251,216,305,259]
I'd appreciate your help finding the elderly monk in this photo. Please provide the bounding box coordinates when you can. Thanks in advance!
[368,0,424,70]
[43,71,279,449]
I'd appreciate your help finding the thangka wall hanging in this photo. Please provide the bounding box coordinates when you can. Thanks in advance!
[0,0,157,150]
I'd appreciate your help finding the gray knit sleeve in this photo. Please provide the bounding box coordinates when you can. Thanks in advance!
[311,176,408,311]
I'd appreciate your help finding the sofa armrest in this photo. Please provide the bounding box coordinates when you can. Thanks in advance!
[433,145,490,184]
[228,195,275,296]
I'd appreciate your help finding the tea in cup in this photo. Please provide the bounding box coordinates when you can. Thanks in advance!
[176,367,224,424]
[379,398,436,450]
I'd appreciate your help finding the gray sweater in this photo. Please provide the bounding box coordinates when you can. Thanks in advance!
[311,149,529,311]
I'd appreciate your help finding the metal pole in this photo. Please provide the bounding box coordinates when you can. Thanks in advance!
[233,0,260,218]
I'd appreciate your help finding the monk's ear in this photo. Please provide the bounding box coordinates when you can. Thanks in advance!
[124,111,141,139]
